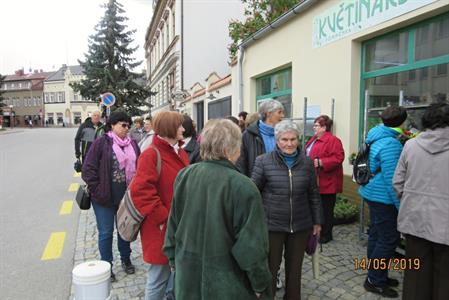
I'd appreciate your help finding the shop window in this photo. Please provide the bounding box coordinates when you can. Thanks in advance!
[415,14,449,61]
[365,32,408,71]
[57,113,63,124]
[256,68,292,117]
[73,112,82,125]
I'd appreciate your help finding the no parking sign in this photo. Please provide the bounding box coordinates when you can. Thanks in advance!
[101,92,116,107]
[101,92,115,117]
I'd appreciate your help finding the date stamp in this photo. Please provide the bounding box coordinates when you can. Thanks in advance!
[354,258,420,270]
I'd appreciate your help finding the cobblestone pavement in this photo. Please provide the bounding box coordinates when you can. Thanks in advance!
[71,209,404,300]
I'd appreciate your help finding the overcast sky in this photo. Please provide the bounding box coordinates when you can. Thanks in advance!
[0,0,152,75]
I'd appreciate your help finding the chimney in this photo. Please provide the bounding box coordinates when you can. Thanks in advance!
[34,69,38,74]
[15,69,25,76]
[40,69,43,73]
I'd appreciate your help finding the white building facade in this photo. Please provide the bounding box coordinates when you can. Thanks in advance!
[144,0,245,120]
[44,65,100,126]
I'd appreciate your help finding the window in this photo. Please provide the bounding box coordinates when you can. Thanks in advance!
[166,22,170,47]
[73,112,82,125]
[57,92,65,103]
[256,68,292,117]
[365,32,408,71]
[57,113,63,124]
[44,93,50,103]
[74,94,78,101]
[415,15,449,61]
[361,13,449,133]
[172,11,175,38]
[50,93,55,103]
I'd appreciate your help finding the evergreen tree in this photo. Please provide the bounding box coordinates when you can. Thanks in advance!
[71,0,154,116]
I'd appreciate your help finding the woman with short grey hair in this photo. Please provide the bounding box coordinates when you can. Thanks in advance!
[259,99,285,122]
[237,99,285,176]
[251,120,323,300]
[200,119,242,161]
[164,119,272,299]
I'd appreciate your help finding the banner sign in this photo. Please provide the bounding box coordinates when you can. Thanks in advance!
[313,0,437,48]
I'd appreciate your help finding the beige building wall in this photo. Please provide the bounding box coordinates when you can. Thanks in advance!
[240,0,449,174]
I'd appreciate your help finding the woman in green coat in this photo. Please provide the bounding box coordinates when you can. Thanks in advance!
[164,119,272,300]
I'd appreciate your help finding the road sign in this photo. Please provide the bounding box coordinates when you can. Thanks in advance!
[101,92,116,107]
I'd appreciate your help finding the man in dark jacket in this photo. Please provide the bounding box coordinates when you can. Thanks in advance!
[74,111,105,162]
[236,99,285,177]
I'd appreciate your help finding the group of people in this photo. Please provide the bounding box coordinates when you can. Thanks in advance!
[73,98,449,300]
[360,103,449,299]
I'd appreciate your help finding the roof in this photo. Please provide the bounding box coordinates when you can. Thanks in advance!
[45,65,84,81]
[5,71,54,82]
[240,0,317,49]
[208,74,231,92]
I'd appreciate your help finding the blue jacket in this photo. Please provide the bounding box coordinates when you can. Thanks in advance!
[359,125,403,209]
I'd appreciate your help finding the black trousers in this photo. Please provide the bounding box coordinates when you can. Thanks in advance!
[268,230,310,300]
[402,234,449,300]
[320,194,336,240]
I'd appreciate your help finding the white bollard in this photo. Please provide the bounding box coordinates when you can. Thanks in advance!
[72,260,111,300]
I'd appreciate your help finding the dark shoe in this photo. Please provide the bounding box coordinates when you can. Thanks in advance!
[386,277,399,287]
[364,278,398,298]
[110,271,116,282]
[319,236,332,244]
[121,260,135,274]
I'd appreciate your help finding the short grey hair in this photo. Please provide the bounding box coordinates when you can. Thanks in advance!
[258,99,284,121]
[200,119,242,161]
[275,120,301,140]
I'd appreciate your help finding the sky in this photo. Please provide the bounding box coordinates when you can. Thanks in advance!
[0,0,153,75]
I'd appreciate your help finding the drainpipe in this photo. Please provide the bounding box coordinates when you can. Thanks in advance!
[238,45,245,112]
[181,0,184,91]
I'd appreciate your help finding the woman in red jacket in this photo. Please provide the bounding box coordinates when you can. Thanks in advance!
[305,115,345,244]
[129,111,189,300]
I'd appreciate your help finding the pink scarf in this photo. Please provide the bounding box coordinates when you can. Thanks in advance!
[107,131,136,184]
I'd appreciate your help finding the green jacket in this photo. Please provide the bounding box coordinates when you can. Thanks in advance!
[163,160,272,300]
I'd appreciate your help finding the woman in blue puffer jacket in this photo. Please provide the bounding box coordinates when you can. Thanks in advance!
[359,106,407,298]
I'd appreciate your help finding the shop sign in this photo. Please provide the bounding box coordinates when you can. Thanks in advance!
[313,0,437,48]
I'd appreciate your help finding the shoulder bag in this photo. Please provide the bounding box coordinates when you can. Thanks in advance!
[117,146,161,242]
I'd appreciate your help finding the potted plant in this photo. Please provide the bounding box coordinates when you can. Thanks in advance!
[348,152,357,165]
[334,195,358,225]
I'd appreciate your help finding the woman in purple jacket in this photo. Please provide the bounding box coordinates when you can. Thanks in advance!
[82,111,140,282]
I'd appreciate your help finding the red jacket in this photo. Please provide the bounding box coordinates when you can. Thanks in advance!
[130,135,189,264]
[305,132,345,194]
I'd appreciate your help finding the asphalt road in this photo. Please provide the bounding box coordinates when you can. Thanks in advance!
[0,128,81,300]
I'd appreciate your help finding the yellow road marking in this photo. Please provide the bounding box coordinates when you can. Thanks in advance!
[68,183,79,192]
[41,232,66,260]
[73,172,81,177]
[59,201,74,215]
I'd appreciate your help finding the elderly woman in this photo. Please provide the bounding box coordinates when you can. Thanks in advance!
[129,117,145,143]
[164,119,272,300]
[393,102,449,300]
[82,111,140,282]
[237,99,285,177]
[129,111,189,300]
[304,115,344,243]
[251,120,322,300]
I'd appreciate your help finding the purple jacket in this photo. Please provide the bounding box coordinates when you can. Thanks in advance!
[82,134,140,206]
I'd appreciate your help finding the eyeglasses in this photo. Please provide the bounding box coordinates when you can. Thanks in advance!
[120,123,130,129]
[313,124,322,128]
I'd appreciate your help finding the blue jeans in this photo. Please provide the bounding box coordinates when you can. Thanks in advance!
[145,264,170,300]
[92,201,131,264]
[366,200,400,286]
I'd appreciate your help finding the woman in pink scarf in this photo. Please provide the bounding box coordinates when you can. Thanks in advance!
[82,111,140,282]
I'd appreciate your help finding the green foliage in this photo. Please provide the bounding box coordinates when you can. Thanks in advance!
[71,0,155,116]
[334,195,359,220]
[228,0,301,59]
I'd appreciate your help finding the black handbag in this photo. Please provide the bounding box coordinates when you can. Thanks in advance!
[74,159,82,173]
[75,184,91,210]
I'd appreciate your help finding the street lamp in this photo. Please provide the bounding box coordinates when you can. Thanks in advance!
[9,105,14,129]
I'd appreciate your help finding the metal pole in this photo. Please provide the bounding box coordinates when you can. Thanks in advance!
[399,90,404,106]
[302,97,307,149]
[359,90,370,240]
